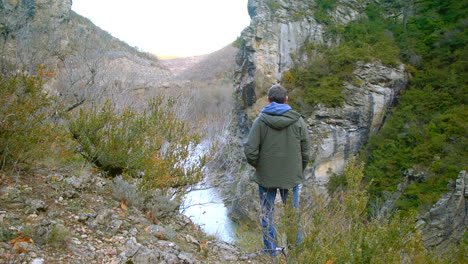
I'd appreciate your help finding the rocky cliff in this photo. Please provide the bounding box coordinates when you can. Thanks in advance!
[0,0,170,107]
[419,170,468,252]
[228,0,466,252]
[234,0,407,183]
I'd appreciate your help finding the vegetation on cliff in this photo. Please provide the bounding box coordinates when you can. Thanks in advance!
[360,0,467,212]
[282,0,466,213]
[283,3,400,111]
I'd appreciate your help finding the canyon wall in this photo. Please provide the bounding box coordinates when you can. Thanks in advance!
[235,0,407,183]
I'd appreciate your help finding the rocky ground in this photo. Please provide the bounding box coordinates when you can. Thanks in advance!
[0,167,273,264]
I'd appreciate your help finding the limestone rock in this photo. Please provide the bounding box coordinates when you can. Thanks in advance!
[420,171,468,252]
[132,248,161,264]
[309,62,406,183]
[235,0,408,183]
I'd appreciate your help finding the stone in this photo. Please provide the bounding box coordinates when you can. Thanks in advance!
[31,258,45,264]
[122,237,141,258]
[159,251,179,264]
[62,188,78,199]
[64,174,94,190]
[128,228,138,237]
[96,209,113,224]
[183,234,200,246]
[420,171,468,252]
[47,173,63,182]
[13,241,35,253]
[145,224,177,240]
[221,253,239,261]
[0,211,5,223]
[133,248,161,264]
[78,210,97,223]
[177,252,196,264]
[109,219,123,233]
[26,199,48,212]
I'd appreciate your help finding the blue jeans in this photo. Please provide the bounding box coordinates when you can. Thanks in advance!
[258,185,302,255]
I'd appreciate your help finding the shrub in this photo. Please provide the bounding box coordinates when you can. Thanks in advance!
[112,175,146,209]
[146,192,180,219]
[288,158,446,263]
[68,95,209,191]
[46,223,70,248]
[0,70,71,171]
[0,223,16,243]
[232,36,245,49]
[314,0,339,25]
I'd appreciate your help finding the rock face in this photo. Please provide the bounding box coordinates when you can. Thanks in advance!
[308,61,406,183]
[0,0,170,107]
[235,0,408,183]
[420,171,468,252]
[224,0,409,226]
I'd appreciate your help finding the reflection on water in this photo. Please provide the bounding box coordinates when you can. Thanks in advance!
[181,185,236,243]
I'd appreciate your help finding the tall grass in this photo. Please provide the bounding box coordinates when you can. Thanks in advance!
[283,158,464,264]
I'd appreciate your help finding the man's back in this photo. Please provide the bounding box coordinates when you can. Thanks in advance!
[244,105,310,189]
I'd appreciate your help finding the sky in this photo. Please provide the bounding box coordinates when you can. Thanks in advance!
[71,0,251,57]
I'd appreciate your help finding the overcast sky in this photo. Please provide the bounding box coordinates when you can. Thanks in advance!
[71,0,251,57]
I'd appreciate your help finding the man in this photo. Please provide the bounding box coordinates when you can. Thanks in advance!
[244,84,311,256]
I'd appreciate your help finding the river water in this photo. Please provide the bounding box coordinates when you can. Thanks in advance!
[181,183,237,242]
[179,141,237,242]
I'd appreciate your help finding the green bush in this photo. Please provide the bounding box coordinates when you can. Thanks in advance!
[0,223,16,243]
[314,0,339,25]
[288,158,457,263]
[68,96,208,190]
[0,70,69,171]
[45,224,70,248]
[232,36,245,49]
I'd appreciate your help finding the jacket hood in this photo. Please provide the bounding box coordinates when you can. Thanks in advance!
[260,109,302,130]
[261,102,292,115]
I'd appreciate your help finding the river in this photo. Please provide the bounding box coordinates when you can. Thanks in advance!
[179,141,237,242]
[180,183,237,243]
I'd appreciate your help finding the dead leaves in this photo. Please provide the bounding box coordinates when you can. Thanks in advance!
[145,211,157,224]
[120,201,128,211]
[10,234,34,253]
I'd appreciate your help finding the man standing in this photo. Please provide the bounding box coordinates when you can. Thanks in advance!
[244,84,311,256]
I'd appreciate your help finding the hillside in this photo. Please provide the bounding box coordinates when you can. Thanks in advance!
[172,45,239,81]
[0,0,170,108]
[160,55,208,77]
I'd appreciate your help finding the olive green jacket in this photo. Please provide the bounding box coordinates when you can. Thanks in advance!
[244,109,311,189]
